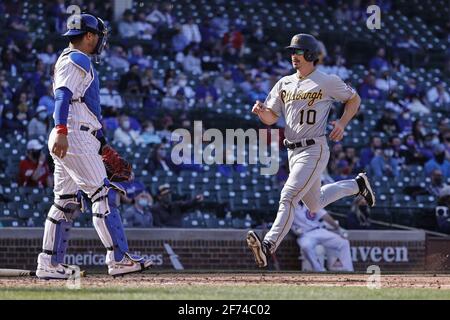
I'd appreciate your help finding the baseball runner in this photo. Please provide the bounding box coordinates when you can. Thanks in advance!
[247,34,375,268]
[36,14,153,279]
[291,202,353,272]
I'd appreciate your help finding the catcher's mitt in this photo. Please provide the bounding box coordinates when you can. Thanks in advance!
[101,145,132,182]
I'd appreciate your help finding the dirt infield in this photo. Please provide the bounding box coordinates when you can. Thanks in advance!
[1,273,450,290]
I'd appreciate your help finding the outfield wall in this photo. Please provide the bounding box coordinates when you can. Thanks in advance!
[0,228,432,272]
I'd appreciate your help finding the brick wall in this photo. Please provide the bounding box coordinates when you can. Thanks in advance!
[0,228,428,271]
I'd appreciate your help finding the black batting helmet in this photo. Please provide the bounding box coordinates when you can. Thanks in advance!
[286,33,320,62]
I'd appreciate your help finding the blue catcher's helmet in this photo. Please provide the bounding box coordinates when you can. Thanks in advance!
[63,13,108,57]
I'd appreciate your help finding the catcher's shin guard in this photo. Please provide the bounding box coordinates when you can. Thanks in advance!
[91,181,129,262]
[42,192,84,264]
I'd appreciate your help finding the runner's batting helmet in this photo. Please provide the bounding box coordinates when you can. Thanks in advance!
[286,33,320,62]
[63,13,108,56]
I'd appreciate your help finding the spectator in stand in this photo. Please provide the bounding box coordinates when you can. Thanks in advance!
[137,120,162,146]
[214,71,234,94]
[38,43,57,68]
[0,71,13,102]
[385,91,406,114]
[100,77,124,114]
[412,119,427,146]
[27,105,49,139]
[426,82,450,109]
[375,68,398,93]
[399,134,428,165]
[134,11,156,41]
[405,93,430,114]
[168,73,195,99]
[370,145,400,178]
[403,78,420,97]
[108,46,130,71]
[123,191,154,228]
[152,184,204,228]
[248,76,268,102]
[159,2,176,29]
[369,47,389,71]
[442,130,450,161]
[222,24,245,56]
[195,75,218,105]
[334,3,352,22]
[1,107,25,133]
[397,35,421,54]
[48,0,66,33]
[395,111,413,136]
[18,139,53,188]
[113,115,140,146]
[119,64,143,109]
[374,109,400,136]
[328,142,344,174]
[183,48,203,75]
[211,13,229,38]
[425,144,450,178]
[146,3,165,27]
[15,92,32,121]
[427,169,448,197]
[172,25,190,53]
[344,146,360,174]
[181,18,202,46]
[128,45,152,69]
[147,143,175,174]
[1,48,20,76]
[359,74,383,100]
[118,9,138,38]
[38,85,55,116]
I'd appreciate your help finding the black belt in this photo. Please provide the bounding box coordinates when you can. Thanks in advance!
[283,139,315,150]
[80,125,97,136]
[71,97,85,103]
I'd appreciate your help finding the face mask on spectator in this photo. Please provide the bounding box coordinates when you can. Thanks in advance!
[179,79,187,87]
[138,198,149,207]
[432,137,440,145]
[403,113,410,119]
[146,126,155,133]
[122,120,130,130]
[406,139,415,147]
[38,113,47,121]
[5,112,13,120]
[384,149,394,157]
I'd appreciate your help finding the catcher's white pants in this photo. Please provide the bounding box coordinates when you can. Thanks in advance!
[48,126,106,198]
[298,228,354,272]
[45,126,120,261]
[264,136,359,252]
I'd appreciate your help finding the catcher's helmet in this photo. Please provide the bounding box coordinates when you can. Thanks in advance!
[63,13,108,56]
[286,33,320,62]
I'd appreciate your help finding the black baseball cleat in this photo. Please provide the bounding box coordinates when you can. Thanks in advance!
[246,230,270,268]
[355,172,376,207]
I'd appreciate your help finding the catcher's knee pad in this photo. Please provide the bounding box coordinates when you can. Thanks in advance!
[42,192,85,264]
[91,180,129,262]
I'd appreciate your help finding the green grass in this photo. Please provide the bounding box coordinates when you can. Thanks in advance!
[1,285,450,300]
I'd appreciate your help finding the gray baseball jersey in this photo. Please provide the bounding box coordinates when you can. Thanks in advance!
[265,69,356,141]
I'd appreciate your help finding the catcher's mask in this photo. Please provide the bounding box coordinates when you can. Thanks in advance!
[63,13,108,63]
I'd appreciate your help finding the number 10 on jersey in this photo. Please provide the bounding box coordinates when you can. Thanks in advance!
[299,109,316,125]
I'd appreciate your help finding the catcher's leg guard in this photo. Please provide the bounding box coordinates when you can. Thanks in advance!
[41,192,84,265]
[91,181,129,262]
